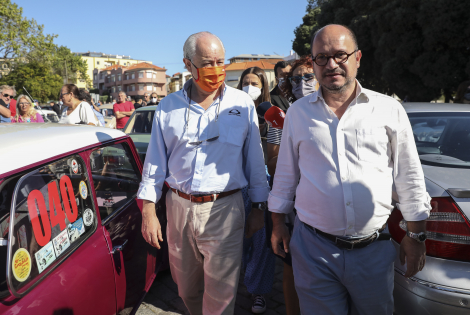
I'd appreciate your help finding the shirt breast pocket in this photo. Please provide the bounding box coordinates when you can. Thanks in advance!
[356,128,389,163]
[220,124,247,147]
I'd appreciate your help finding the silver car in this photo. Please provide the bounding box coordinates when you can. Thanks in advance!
[390,103,470,314]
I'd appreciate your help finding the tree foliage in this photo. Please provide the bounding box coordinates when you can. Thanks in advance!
[292,0,470,101]
[0,61,63,102]
[0,0,89,100]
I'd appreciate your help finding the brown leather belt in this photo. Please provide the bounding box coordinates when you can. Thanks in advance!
[171,188,240,203]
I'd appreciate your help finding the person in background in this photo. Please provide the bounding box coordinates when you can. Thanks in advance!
[49,101,55,108]
[53,98,65,118]
[270,24,430,315]
[147,92,159,106]
[139,31,269,315]
[11,95,44,123]
[134,98,143,110]
[10,97,17,118]
[270,61,291,112]
[78,88,105,127]
[237,67,275,313]
[143,92,150,106]
[454,80,470,104]
[113,91,135,130]
[59,84,100,126]
[33,99,39,109]
[0,84,16,122]
[266,55,318,315]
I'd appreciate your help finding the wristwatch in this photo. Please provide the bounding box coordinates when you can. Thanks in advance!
[406,231,427,243]
[252,202,267,212]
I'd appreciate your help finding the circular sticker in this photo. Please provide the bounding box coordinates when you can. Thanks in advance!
[71,159,79,174]
[83,208,94,227]
[79,181,87,199]
[12,248,32,282]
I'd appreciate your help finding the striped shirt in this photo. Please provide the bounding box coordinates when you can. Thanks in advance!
[267,127,283,145]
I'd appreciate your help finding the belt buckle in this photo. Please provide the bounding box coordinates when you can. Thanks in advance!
[335,237,355,250]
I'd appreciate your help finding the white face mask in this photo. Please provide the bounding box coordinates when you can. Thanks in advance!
[151,98,157,103]
[242,85,262,101]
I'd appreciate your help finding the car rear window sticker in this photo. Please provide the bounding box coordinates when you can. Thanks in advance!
[83,208,94,227]
[35,241,56,274]
[12,248,32,282]
[52,229,71,257]
[71,159,79,174]
[79,181,88,199]
[68,218,85,243]
[27,175,78,246]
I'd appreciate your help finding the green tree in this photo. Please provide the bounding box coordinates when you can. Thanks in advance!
[293,1,322,56]
[0,0,57,62]
[0,61,63,103]
[50,46,89,86]
[292,0,470,102]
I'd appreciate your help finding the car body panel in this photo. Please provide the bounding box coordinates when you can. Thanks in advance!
[100,104,117,129]
[393,103,470,314]
[123,106,157,162]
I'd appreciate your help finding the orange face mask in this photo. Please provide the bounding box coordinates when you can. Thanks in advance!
[191,61,226,92]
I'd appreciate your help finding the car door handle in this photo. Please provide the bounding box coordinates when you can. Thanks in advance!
[112,239,128,254]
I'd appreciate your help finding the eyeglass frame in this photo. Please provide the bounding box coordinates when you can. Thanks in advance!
[60,92,71,98]
[185,83,220,146]
[18,102,31,106]
[311,49,358,67]
[289,73,316,85]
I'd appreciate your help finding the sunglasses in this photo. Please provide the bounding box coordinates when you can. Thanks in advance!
[2,93,13,99]
[289,73,315,85]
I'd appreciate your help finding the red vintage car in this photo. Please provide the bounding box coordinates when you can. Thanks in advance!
[0,123,168,314]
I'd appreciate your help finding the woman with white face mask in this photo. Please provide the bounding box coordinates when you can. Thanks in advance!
[236,67,276,314]
[147,92,159,106]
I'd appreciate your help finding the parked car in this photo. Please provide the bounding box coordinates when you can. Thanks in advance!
[123,105,156,162]
[100,104,117,129]
[389,103,470,314]
[0,123,168,314]
[38,109,59,123]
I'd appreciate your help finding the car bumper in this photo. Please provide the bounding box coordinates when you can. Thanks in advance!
[394,269,470,315]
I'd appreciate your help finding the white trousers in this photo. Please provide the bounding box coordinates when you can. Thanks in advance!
[166,190,245,315]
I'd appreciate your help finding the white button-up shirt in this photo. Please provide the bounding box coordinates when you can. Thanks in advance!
[268,81,431,237]
[137,80,270,204]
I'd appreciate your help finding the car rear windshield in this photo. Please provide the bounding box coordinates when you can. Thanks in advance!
[101,109,114,117]
[408,112,470,168]
[124,110,155,134]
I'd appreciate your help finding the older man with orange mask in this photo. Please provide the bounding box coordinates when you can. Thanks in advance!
[138,31,269,315]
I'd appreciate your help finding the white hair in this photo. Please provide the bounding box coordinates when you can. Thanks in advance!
[0,84,16,96]
[183,31,225,61]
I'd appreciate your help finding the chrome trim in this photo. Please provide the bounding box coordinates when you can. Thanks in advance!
[448,189,470,198]
[395,268,470,296]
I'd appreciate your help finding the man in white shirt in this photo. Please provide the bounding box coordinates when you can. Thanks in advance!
[268,24,431,315]
[138,31,269,315]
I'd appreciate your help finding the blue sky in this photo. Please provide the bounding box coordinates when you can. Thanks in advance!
[14,0,309,76]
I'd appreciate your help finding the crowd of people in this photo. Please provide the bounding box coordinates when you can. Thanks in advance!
[1,24,467,315]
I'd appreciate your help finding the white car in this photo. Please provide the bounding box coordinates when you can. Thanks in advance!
[38,109,59,123]
[389,103,470,314]
[99,104,116,129]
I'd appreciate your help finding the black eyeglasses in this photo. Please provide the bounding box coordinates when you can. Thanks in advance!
[2,93,12,99]
[312,50,358,66]
[289,73,315,85]
[60,92,70,97]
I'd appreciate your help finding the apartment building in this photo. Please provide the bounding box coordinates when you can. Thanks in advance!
[225,59,282,90]
[93,62,167,100]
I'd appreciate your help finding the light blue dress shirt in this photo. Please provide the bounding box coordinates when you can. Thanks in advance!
[137,80,270,204]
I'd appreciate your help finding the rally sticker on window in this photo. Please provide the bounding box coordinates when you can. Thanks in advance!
[79,181,87,199]
[35,241,57,273]
[83,208,94,227]
[71,159,79,174]
[52,229,71,257]
[27,175,78,246]
[68,218,85,243]
[12,248,32,282]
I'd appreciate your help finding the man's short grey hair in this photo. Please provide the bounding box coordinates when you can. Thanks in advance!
[183,31,225,60]
[144,92,150,96]
[0,85,16,96]
[118,91,127,96]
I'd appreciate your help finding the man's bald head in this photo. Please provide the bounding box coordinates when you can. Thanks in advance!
[311,24,358,54]
[183,31,225,61]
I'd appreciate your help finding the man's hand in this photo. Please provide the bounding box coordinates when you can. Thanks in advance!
[245,208,264,238]
[271,213,290,258]
[400,235,426,278]
[141,200,163,249]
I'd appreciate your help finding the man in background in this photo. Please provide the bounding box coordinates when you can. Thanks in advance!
[147,92,159,106]
[143,92,150,106]
[270,61,291,112]
[134,98,143,110]
[0,85,15,122]
[114,91,134,130]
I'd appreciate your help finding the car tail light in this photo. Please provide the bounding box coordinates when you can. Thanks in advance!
[388,197,470,262]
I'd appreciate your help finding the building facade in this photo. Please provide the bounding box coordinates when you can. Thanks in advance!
[224,60,281,90]
[228,54,284,64]
[93,62,167,100]
[168,72,192,93]
[75,52,153,89]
